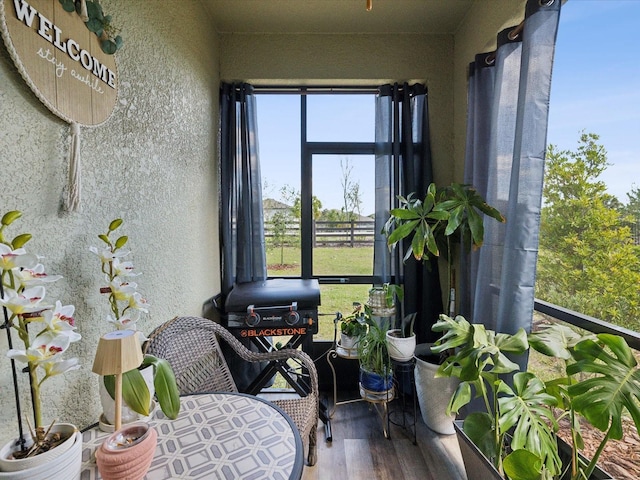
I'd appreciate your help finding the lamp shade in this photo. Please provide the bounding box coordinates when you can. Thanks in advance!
[92,330,143,376]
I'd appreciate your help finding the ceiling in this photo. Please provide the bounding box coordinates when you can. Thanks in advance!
[201,0,475,35]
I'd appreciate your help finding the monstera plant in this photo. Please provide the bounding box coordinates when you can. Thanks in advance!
[432,314,640,480]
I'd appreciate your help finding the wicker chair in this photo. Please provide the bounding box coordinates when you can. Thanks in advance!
[143,315,318,466]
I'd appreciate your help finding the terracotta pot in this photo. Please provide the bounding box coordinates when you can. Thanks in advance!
[96,423,157,480]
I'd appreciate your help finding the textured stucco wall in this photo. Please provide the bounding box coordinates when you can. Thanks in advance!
[220,32,455,187]
[0,0,220,442]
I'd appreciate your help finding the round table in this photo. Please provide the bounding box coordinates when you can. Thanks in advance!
[80,392,304,480]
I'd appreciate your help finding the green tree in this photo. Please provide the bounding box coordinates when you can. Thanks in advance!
[268,210,292,265]
[536,132,640,330]
[340,158,362,221]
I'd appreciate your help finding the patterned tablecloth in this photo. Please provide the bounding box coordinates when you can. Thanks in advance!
[80,392,304,480]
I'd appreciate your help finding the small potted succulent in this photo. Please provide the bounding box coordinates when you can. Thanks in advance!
[90,219,180,430]
[0,211,83,478]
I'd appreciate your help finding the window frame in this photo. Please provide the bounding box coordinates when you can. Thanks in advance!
[255,86,379,287]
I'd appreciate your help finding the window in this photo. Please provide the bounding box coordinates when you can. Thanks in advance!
[256,89,377,340]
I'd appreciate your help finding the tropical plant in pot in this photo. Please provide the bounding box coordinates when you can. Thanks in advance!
[339,303,367,352]
[386,312,417,362]
[0,211,83,478]
[357,306,393,397]
[382,182,505,433]
[432,313,638,480]
[90,219,180,430]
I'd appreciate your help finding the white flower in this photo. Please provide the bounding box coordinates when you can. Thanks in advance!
[14,263,62,287]
[89,245,130,264]
[0,244,38,271]
[37,301,81,343]
[7,331,71,365]
[0,286,50,315]
[112,258,140,278]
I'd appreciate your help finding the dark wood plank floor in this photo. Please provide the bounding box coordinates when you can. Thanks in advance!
[302,392,467,480]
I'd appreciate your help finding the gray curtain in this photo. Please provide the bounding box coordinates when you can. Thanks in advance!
[219,83,267,296]
[461,0,561,336]
[373,83,443,344]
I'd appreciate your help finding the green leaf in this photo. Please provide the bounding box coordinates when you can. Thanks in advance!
[463,412,496,463]
[86,18,103,33]
[142,356,181,419]
[122,368,151,416]
[109,218,123,231]
[115,235,128,249]
[101,40,117,55]
[528,324,593,360]
[1,210,21,226]
[59,0,75,13]
[98,233,111,245]
[503,449,544,480]
[497,373,561,476]
[387,219,420,245]
[567,334,640,440]
[11,233,31,249]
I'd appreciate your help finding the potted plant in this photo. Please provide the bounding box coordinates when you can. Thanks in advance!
[386,312,417,362]
[339,303,367,352]
[90,219,180,430]
[0,211,83,479]
[432,314,633,480]
[383,182,505,433]
[357,307,393,397]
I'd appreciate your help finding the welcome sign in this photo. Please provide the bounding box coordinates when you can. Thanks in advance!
[0,0,118,125]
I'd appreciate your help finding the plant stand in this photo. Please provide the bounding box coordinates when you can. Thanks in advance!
[324,341,363,441]
[358,383,394,439]
[389,358,417,445]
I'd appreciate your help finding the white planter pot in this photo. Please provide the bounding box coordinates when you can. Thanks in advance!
[386,329,416,362]
[0,426,82,479]
[99,365,155,430]
[414,343,459,435]
[340,333,359,350]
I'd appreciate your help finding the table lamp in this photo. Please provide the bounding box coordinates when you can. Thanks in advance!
[92,330,143,431]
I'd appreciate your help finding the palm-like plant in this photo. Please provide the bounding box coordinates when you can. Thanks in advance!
[383,182,505,312]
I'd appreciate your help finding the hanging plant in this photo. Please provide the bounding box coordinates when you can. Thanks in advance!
[58,0,123,55]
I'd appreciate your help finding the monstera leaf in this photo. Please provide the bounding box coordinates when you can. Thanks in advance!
[567,334,640,440]
[498,372,561,477]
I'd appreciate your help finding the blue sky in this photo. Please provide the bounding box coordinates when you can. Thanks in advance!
[548,0,640,201]
[258,0,639,212]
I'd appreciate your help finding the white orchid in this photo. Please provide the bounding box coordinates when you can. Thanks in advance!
[0,210,81,429]
[0,285,50,315]
[89,245,130,264]
[37,301,81,343]
[112,257,140,278]
[13,263,63,287]
[92,218,150,332]
[0,243,38,271]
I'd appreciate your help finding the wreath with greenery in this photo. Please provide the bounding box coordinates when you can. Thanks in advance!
[59,0,123,54]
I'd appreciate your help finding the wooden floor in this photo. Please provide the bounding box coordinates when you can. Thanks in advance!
[301,392,468,480]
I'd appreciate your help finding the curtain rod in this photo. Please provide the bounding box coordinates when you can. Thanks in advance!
[252,86,379,95]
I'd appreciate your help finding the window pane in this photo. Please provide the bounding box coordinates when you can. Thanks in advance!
[312,154,374,276]
[257,95,301,277]
[307,94,374,142]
